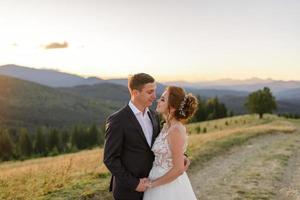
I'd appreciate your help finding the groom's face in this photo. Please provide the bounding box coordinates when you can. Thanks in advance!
[156,90,168,114]
[136,82,157,107]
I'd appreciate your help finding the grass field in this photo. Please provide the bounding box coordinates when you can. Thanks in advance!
[0,114,297,200]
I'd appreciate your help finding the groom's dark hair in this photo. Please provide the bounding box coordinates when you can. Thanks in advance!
[128,73,155,91]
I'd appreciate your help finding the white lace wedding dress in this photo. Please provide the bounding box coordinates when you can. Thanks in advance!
[143,123,197,200]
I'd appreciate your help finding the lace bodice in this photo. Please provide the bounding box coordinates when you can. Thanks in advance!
[151,123,187,170]
[145,123,197,200]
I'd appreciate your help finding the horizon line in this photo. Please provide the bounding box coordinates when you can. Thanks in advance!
[1,63,300,82]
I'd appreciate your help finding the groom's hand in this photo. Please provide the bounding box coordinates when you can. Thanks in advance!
[135,178,148,192]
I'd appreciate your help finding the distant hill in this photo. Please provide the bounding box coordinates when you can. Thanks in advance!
[0,75,118,130]
[165,77,274,87]
[59,82,130,104]
[275,88,300,100]
[0,64,103,87]
[185,88,249,98]
[276,99,300,114]
[165,78,300,93]
[105,78,166,94]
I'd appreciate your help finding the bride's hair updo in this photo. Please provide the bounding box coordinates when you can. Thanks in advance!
[166,86,198,121]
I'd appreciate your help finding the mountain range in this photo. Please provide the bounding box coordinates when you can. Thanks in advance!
[165,79,300,94]
[1,64,300,95]
[0,64,103,87]
[0,64,300,130]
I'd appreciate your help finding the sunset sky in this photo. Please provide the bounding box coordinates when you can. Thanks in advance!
[0,0,299,81]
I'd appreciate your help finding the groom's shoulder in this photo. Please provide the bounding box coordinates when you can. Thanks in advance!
[107,105,129,121]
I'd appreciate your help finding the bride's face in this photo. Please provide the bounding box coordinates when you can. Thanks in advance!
[156,90,169,114]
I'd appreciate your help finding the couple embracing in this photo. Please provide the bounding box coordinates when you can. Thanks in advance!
[103,73,198,200]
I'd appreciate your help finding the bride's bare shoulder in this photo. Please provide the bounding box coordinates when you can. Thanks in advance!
[168,123,186,136]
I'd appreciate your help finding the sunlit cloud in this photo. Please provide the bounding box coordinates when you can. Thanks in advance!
[44,41,68,49]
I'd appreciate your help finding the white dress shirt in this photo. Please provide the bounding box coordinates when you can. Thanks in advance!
[128,101,153,146]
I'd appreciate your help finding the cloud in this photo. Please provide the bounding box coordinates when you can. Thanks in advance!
[45,41,68,49]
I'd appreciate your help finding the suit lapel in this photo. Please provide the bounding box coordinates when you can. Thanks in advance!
[125,105,149,147]
[148,110,159,147]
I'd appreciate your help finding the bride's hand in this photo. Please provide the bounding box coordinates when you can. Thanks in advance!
[183,156,190,172]
[144,178,154,189]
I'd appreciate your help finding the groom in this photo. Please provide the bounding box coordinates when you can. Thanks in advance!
[103,73,160,200]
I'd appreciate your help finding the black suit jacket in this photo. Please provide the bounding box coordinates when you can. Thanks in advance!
[103,105,160,200]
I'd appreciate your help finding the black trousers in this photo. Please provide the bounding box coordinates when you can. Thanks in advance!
[114,196,143,200]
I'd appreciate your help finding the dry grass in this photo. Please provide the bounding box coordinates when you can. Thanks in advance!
[188,119,296,151]
[187,114,276,134]
[0,149,108,200]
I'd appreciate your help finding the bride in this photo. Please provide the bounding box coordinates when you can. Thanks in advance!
[143,86,198,200]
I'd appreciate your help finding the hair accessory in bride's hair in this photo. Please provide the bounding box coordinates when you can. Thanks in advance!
[178,95,188,116]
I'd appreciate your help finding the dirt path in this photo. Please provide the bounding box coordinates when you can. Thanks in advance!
[275,136,300,200]
[189,131,300,200]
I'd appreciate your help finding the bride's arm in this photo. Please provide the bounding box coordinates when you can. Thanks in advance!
[150,126,186,188]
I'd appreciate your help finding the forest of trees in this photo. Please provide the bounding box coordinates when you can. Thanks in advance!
[278,113,300,119]
[0,124,104,162]
[191,96,232,122]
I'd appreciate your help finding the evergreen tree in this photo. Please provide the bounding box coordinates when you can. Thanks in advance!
[98,124,105,146]
[192,96,228,122]
[78,126,89,149]
[34,127,46,155]
[191,96,206,122]
[217,102,228,118]
[71,125,81,150]
[61,129,70,152]
[0,129,14,161]
[88,124,99,147]
[18,128,32,157]
[48,128,61,152]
